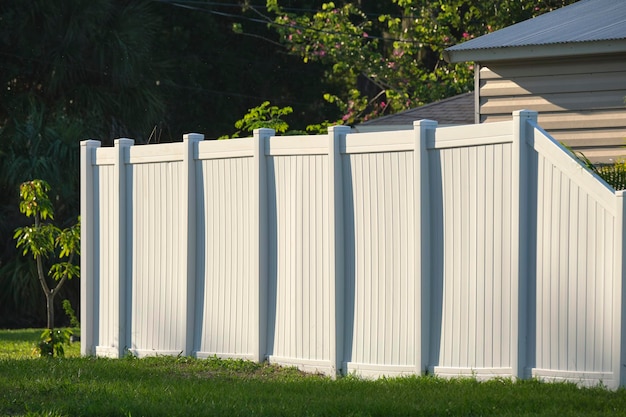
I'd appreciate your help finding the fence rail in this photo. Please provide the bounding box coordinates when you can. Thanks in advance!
[81,110,626,388]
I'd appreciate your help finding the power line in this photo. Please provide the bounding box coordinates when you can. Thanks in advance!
[152,0,443,46]
[152,0,414,19]
[154,0,322,13]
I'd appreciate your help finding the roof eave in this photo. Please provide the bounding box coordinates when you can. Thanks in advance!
[444,39,626,63]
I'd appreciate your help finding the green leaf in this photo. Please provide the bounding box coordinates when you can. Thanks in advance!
[49,262,80,281]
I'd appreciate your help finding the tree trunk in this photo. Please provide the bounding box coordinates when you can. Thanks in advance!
[46,291,55,331]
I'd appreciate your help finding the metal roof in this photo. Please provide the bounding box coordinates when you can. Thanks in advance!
[444,0,626,62]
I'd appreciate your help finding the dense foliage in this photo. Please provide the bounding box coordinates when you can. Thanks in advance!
[0,0,330,327]
[258,0,576,123]
[0,0,164,326]
[0,0,576,327]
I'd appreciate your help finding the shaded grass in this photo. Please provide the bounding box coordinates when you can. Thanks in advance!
[2,330,626,416]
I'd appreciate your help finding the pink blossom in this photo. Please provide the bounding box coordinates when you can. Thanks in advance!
[462,32,470,39]
[362,32,369,38]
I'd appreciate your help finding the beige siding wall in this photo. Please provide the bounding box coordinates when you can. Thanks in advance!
[479,54,626,161]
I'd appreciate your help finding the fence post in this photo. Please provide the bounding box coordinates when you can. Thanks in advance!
[252,128,274,363]
[328,125,351,376]
[182,133,204,356]
[615,192,626,388]
[512,110,537,380]
[80,139,101,356]
[113,138,134,357]
[413,120,437,373]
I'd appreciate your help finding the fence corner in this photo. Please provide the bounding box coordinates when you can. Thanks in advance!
[511,110,538,380]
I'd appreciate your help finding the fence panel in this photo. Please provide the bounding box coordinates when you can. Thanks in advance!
[529,125,622,388]
[90,140,134,358]
[265,136,333,373]
[428,122,517,378]
[194,140,256,359]
[93,152,116,357]
[342,130,419,377]
[128,144,188,356]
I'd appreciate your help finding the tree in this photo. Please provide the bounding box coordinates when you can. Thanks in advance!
[0,0,166,327]
[151,0,337,140]
[14,180,80,356]
[220,101,296,138]
[0,0,167,143]
[0,0,333,327]
[258,0,577,124]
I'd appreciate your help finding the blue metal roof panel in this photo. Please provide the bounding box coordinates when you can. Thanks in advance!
[446,0,626,52]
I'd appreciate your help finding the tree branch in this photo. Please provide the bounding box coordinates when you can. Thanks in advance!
[52,252,74,295]
[36,255,51,296]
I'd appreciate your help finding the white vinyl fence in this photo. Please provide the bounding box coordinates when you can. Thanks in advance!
[81,110,626,389]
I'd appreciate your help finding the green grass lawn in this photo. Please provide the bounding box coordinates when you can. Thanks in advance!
[0,328,80,360]
[2,329,626,417]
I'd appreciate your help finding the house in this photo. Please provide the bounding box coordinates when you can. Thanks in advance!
[354,92,474,132]
[443,0,626,162]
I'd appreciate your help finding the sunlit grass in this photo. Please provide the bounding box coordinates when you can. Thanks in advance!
[0,328,80,359]
[2,329,626,416]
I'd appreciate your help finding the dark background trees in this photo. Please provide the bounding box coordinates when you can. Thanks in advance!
[0,0,576,328]
[0,0,165,327]
[0,0,334,327]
